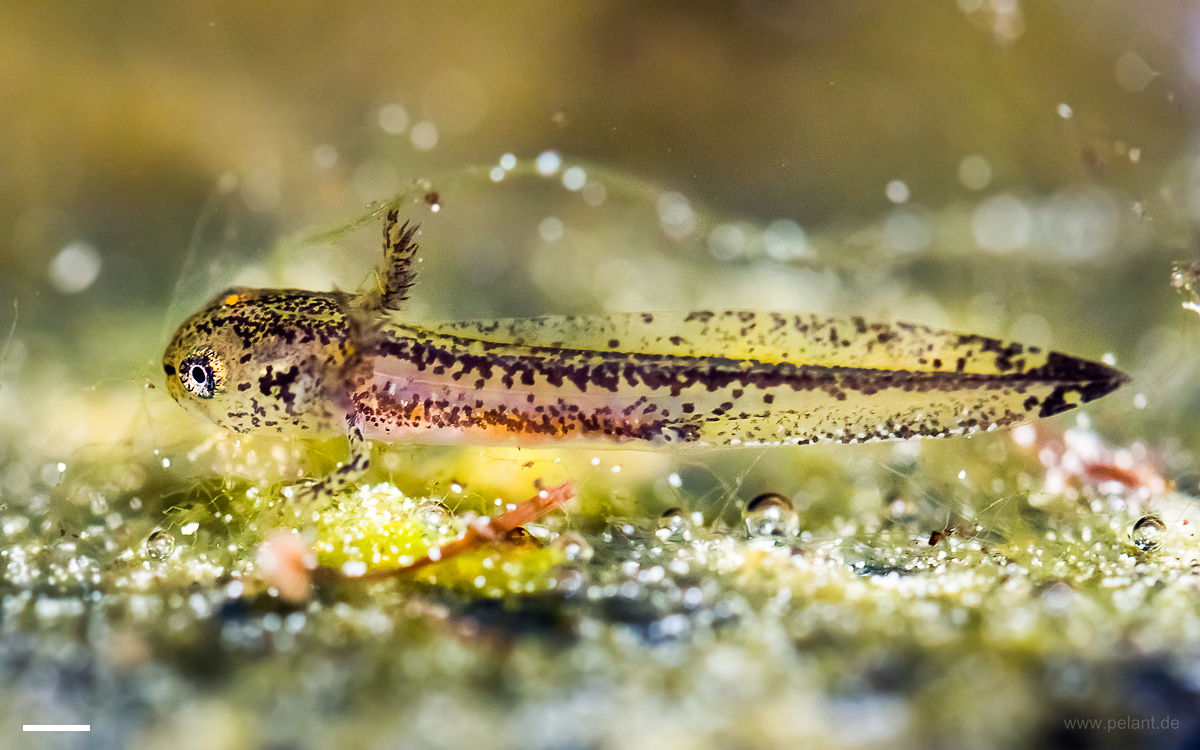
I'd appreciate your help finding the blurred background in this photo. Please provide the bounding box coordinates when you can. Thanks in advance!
[3,0,1199,438]
[5,0,1200,524]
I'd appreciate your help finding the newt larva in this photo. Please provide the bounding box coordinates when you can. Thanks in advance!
[162,209,1127,497]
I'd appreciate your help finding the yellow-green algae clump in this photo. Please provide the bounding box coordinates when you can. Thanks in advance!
[310,483,566,596]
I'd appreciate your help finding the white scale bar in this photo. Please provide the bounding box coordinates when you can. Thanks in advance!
[23,725,91,732]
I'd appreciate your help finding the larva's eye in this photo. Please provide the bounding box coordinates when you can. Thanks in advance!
[178,350,224,399]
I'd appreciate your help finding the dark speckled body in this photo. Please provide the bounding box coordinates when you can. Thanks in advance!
[162,209,1128,491]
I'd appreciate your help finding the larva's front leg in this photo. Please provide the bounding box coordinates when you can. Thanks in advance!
[292,414,371,504]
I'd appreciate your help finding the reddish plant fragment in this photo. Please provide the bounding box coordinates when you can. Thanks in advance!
[316,482,575,585]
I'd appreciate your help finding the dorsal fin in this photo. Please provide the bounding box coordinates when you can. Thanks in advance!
[412,312,1066,377]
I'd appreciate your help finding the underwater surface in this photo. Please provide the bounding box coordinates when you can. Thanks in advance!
[4,3,1200,748]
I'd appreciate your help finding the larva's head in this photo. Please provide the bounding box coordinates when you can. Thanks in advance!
[162,287,355,435]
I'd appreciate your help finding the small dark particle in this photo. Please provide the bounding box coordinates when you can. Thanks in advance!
[746,492,793,513]
[424,191,440,206]
[504,527,542,549]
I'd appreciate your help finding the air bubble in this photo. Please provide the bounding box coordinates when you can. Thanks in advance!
[539,216,564,242]
[536,151,561,175]
[562,166,586,191]
[958,154,992,191]
[145,529,176,560]
[657,192,695,240]
[49,241,102,294]
[410,121,439,150]
[418,501,453,533]
[581,181,607,206]
[656,507,692,542]
[313,144,338,169]
[552,531,593,562]
[378,104,409,134]
[743,492,800,543]
[1131,515,1165,552]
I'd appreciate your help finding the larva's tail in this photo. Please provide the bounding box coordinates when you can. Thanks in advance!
[372,312,1126,448]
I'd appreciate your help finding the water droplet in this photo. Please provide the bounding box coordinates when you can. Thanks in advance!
[1131,515,1165,552]
[743,493,799,543]
[145,529,176,560]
